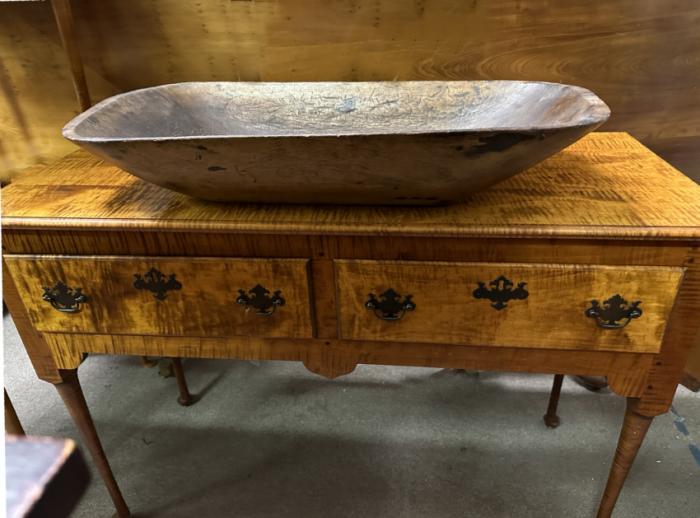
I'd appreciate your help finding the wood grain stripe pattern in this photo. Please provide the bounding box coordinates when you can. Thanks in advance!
[41,333,654,398]
[336,260,683,353]
[1,232,693,268]
[4,256,313,339]
[3,134,700,239]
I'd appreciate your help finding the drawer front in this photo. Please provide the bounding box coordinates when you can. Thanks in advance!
[5,255,313,338]
[335,260,683,353]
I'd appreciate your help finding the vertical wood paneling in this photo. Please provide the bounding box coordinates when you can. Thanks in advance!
[0,0,699,181]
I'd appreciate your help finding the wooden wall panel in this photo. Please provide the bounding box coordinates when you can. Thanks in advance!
[1,0,699,182]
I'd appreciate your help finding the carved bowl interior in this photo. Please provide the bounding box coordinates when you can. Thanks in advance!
[63,81,610,205]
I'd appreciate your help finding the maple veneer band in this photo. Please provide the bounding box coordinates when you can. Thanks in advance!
[3,218,700,241]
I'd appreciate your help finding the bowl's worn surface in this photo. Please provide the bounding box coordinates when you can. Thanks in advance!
[63,81,609,205]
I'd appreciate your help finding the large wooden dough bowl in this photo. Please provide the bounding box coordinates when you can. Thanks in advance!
[62,81,610,205]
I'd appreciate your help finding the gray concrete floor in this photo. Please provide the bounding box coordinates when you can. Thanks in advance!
[4,314,699,518]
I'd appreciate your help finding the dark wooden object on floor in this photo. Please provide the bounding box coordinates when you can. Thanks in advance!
[6,435,90,518]
[574,375,610,391]
[5,389,25,435]
[139,356,158,367]
[544,374,564,428]
[3,133,700,517]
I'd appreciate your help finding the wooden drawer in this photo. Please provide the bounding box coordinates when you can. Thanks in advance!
[335,260,684,353]
[5,255,313,338]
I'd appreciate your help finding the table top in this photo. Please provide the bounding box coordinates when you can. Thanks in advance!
[3,132,700,240]
[5,436,90,518]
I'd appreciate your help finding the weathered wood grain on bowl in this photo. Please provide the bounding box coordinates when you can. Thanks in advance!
[63,81,609,205]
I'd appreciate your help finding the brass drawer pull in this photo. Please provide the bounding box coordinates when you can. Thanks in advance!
[237,284,285,316]
[42,281,88,313]
[133,268,182,301]
[585,294,642,329]
[365,289,416,321]
[473,275,528,310]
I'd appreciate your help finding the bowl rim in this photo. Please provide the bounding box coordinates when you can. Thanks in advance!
[62,80,611,143]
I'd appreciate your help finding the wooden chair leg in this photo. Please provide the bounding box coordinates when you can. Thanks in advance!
[4,389,25,435]
[543,374,564,428]
[54,369,131,518]
[171,358,195,406]
[596,398,653,518]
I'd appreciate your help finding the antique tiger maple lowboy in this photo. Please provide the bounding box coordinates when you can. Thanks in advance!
[3,133,700,517]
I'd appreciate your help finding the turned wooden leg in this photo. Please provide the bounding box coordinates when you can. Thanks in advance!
[54,369,131,517]
[4,389,25,435]
[596,398,653,518]
[543,374,564,428]
[171,358,195,406]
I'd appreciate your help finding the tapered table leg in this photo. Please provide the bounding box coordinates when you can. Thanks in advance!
[596,398,653,518]
[171,358,195,406]
[4,389,25,435]
[54,369,131,517]
[543,374,564,428]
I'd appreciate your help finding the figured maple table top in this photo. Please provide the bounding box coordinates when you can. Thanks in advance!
[3,132,700,240]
